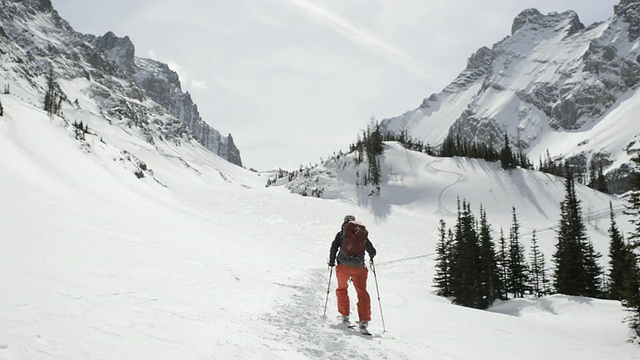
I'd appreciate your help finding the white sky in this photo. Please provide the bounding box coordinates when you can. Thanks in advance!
[50,0,620,170]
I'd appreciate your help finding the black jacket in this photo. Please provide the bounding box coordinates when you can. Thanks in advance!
[329,229,377,265]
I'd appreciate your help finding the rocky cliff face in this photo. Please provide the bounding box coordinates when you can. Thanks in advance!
[381,0,640,193]
[0,0,242,166]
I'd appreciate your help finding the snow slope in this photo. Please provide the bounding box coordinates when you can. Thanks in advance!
[381,6,640,191]
[1,92,639,359]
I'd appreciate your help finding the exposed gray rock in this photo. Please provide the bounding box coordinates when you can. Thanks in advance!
[419,94,438,109]
[565,11,586,36]
[615,0,640,39]
[512,9,543,35]
[88,32,136,74]
[381,1,640,193]
[133,58,242,166]
[9,0,53,13]
[445,47,496,93]
[512,8,584,38]
[0,0,243,167]
[447,110,505,151]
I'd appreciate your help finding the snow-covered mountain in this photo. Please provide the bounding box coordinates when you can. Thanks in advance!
[1,93,638,357]
[0,0,242,166]
[2,0,640,358]
[381,0,640,194]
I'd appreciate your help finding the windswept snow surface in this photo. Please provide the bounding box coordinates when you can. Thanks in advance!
[1,94,639,359]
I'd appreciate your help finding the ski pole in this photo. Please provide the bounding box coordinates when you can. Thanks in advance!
[323,266,333,317]
[370,260,386,332]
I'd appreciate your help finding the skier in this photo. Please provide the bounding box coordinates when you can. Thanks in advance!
[328,215,377,335]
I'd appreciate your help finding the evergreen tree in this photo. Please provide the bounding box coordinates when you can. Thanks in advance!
[496,228,509,299]
[626,154,640,245]
[529,230,549,298]
[553,188,581,294]
[0,97,3,117]
[478,206,502,306]
[595,166,609,194]
[434,219,453,297]
[608,202,627,300]
[622,253,640,339]
[44,65,61,116]
[508,208,529,298]
[582,238,603,298]
[440,133,457,157]
[435,201,509,309]
[352,119,385,192]
[622,154,640,338]
[553,168,603,297]
[588,163,609,194]
[500,133,515,169]
[450,200,482,308]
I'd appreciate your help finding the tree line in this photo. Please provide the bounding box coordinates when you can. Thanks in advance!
[391,131,610,194]
[433,164,640,340]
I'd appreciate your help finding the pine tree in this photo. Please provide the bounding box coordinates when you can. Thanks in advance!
[434,219,453,297]
[508,208,529,298]
[0,97,3,117]
[44,65,60,116]
[478,206,501,306]
[496,228,509,299]
[553,168,603,297]
[622,253,640,338]
[622,154,640,338]
[553,186,582,294]
[450,200,482,308]
[626,154,640,245]
[608,202,627,300]
[353,119,385,192]
[595,166,609,194]
[500,133,515,169]
[529,230,549,298]
[582,238,603,298]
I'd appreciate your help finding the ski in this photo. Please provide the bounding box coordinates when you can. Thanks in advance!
[332,317,373,336]
[341,322,372,336]
[340,322,356,329]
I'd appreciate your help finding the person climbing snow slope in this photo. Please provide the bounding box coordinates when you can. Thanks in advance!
[328,215,377,335]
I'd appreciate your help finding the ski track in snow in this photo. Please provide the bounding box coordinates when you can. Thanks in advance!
[424,159,466,216]
[261,269,409,360]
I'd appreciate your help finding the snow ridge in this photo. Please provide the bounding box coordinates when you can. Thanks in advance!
[0,0,242,166]
[381,2,640,193]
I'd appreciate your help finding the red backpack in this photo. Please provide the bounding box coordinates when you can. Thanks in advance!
[341,220,368,257]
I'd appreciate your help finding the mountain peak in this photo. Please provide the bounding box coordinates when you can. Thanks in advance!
[511,8,584,36]
[615,0,640,39]
[17,0,53,12]
[615,0,640,15]
[512,8,542,35]
[89,31,136,73]
[0,0,243,167]
[381,2,640,194]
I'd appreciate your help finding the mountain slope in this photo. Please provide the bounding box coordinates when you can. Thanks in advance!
[0,0,242,166]
[1,0,640,358]
[1,97,638,358]
[381,0,640,193]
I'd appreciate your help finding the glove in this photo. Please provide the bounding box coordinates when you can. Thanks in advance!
[328,261,336,267]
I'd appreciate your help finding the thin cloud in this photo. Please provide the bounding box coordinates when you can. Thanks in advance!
[191,79,208,90]
[284,0,433,85]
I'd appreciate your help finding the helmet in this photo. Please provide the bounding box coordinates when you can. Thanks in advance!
[344,215,356,222]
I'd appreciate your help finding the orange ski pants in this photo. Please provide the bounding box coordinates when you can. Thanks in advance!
[335,263,371,322]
